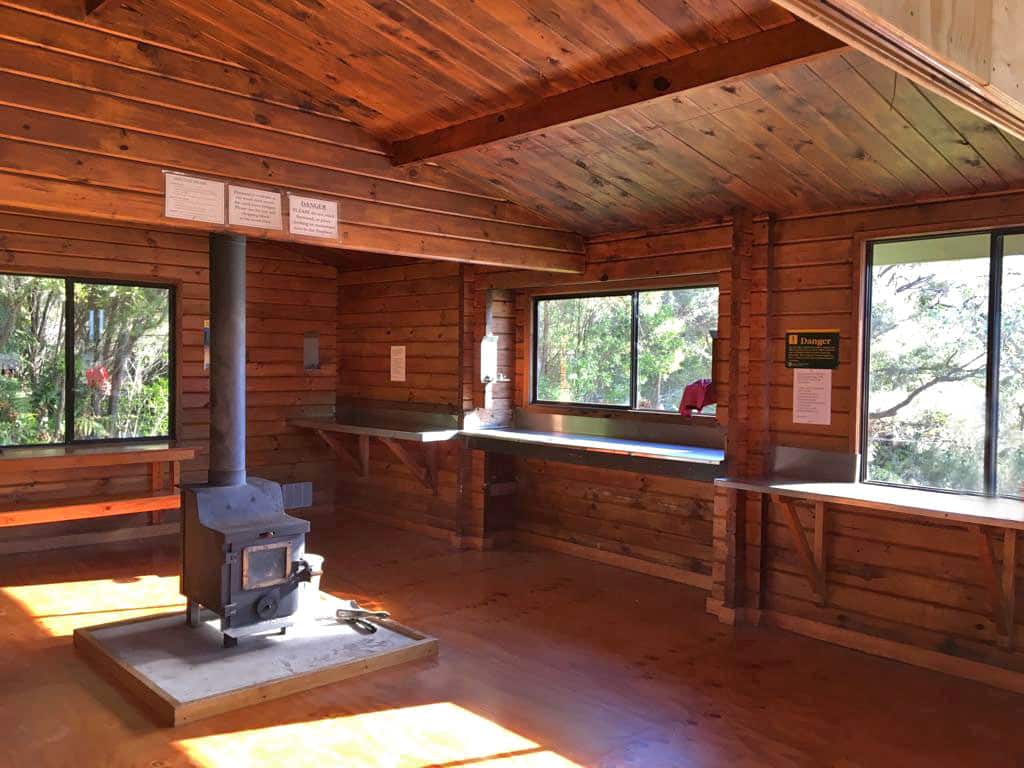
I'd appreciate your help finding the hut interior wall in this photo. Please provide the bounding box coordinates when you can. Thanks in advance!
[0,211,339,546]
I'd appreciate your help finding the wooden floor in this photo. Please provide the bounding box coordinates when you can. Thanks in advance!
[2,518,1023,767]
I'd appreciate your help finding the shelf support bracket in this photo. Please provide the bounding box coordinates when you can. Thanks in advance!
[974,525,1017,650]
[381,439,439,495]
[773,494,827,605]
[315,429,369,478]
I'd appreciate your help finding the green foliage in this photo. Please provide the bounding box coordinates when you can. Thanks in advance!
[0,275,170,446]
[637,287,717,411]
[866,240,1024,496]
[534,287,718,411]
[535,294,632,405]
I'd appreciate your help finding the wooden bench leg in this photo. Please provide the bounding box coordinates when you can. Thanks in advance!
[150,461,165,525]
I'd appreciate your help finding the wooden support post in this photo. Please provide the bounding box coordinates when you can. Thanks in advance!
[814,501,828,603]
[974,524,1016,649]
[720,487,744,610]
[424,444,439,496]
[149,461,165,525]
[1003,530,1018,651]
[774,495,826,605]
[357,435,370,478]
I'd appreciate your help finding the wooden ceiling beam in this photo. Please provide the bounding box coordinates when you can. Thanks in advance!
[771,0,1024,143]
[390,20,846,165]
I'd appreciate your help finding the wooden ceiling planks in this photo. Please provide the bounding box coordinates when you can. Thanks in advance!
[436,49,1024,235]
[34,0,1024,237]
[0,2,585,271]
[390,21,844,164]
[90,0,794,140]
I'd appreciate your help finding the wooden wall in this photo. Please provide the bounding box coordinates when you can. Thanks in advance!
[737,190,1024,677]
[489,189,1024,683]
[0,210,338,545]
[333,261,465,539]
[0,2,582,271]
[501,226,731,586]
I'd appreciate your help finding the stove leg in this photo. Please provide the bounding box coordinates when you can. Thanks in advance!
[223,634,238,649]
[186,599,202,628]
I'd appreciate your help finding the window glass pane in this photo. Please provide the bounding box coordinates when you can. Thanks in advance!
[0,274,66,446]
[998,234,1024,497]
[865,234,990,492]
[637,287,719,412]
[535,294,631,405]
[73,282,171,440]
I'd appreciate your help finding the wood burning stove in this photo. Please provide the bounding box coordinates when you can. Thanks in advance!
[181,233,312,647]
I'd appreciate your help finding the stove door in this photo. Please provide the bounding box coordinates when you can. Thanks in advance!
[241,540,293,591]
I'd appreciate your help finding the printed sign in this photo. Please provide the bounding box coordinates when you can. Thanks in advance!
[793,368,832,425]
[288,194,338,239]
[785,329,840,369]
[228,185,282,230]
[390,345,406,382]
[164,172,225,224]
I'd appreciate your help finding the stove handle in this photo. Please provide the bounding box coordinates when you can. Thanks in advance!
[290,559,314,584]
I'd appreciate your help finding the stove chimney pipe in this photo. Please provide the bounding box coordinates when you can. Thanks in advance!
[208,233,247,487]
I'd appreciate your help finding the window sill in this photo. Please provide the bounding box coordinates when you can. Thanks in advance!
[465,427,724,481]
[524,402,719,426]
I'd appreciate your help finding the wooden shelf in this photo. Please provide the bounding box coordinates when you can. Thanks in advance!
[717,477,1023,651]
[291,420,451,495]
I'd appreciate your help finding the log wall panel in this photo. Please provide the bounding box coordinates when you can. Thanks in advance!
[333,261,465,539]
[0,210,338,544]
[504,189,1024,682]
[0,2,584,272]
[507,224,730,585]
[731,189,1024,677]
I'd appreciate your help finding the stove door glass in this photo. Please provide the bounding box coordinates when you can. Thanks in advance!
[242,541,291,590]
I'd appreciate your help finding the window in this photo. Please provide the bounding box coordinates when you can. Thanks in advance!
[862,229,1024,497]
[532,286,718,412]
[0,274,173,447]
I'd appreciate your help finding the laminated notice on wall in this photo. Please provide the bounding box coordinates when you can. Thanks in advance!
[164,172,225,225]
[390,345,406,382]
[228,185,282,230]
[793,368,831,425]
[288,194,338,239]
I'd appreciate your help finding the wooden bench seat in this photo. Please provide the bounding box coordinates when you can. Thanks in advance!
[0,490,182,528]
[0,443,196,530]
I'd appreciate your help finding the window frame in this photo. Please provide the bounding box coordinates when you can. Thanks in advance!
[0,271,176,449]
[530,284,718,414]
[860,225,1024,498]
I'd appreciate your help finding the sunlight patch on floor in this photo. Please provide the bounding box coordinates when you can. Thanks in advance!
[2,574,183,636]
[175,702,586,768]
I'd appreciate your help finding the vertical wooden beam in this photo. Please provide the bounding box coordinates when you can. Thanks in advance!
[813,501,828,602]
[717,487,744,610]
[726,209,756,477]
[357,435,370,478]
[149,461,165,525]
[1003,530,1018,650]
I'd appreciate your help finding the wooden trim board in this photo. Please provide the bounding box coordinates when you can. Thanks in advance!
[73,597,438,727]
